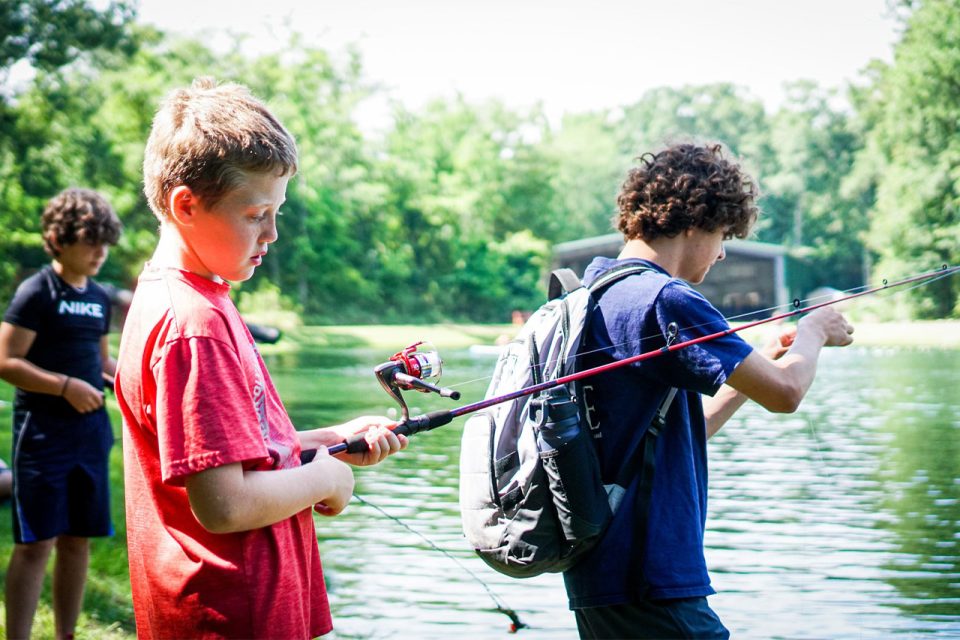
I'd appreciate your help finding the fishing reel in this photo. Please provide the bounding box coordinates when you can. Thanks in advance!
[374,342,461,423]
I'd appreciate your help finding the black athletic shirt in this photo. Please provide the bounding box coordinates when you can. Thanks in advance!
[3,265,112,415]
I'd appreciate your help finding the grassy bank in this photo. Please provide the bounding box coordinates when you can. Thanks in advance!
[259,323,517,352]
[839,320,960,349]
[260,320,960,352]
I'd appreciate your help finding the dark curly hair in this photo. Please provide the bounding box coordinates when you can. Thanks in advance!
[616,143,758,241]
[41,188,123,257]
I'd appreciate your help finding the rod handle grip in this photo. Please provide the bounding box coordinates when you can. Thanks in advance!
[311,410,454,458]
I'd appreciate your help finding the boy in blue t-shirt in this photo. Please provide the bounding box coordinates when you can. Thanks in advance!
[565,143,854,639]
[0,188,122,640]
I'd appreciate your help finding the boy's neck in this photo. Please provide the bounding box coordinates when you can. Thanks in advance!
[618,237,681,277]
[152,228,224,284]
[52,260,88,289]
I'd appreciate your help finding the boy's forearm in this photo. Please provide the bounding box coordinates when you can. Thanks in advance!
[0,357,69,396]
[704,385,748,438]
[0,322,66,395]
[770,322,828,401]
[185,459,353,534]
[103,357,117,378]
[726,333,826,414]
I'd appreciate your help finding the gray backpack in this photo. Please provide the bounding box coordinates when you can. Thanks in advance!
[459,264,675,578]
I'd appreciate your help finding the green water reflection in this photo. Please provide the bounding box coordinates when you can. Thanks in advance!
[263,344,960,638]
[2,343,956,638]
[869,350,960,620]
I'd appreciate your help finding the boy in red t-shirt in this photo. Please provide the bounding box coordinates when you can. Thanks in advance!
[115,77,406,639]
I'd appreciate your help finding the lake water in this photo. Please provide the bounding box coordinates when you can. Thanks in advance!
[265,345,960,639]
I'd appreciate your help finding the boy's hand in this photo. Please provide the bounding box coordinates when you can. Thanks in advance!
[308,447,355,517]
[799,307,855,347]
[761,326,797,361]
[342,425,408,467]
[328,415,408,467]
[63,377,105,413]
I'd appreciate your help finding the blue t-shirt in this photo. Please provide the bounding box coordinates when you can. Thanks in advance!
[563,257,753,608]
[3,265,112,416]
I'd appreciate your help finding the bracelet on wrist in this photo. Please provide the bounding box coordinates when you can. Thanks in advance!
[60,376,71,396]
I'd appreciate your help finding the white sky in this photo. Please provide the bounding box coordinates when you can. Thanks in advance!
[136,0,900,125]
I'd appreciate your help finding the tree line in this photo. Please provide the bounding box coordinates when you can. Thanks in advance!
[1,0,957,322]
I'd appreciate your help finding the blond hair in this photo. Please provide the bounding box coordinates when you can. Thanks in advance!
[142,77,298,219]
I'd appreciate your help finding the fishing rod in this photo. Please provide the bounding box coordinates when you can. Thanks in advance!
[328,264,959,455]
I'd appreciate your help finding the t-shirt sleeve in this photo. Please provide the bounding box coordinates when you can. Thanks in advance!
[653,281,754,396]
[3,277,46,332]
[154,335,272,485]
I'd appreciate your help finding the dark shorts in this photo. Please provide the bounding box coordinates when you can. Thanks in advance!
[575,597,730,640]
[11,408,115,544]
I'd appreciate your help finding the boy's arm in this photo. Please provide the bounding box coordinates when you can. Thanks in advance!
[100,334,117,381]
[723,307,853,414]
[185,424,405,534]
[704,385,748,439]
[0,321,106,412]
[0,321,65,394]
[185,450,356,534]
[704,325,797,438]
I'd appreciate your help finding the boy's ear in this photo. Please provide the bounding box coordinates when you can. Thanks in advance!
[168,186,199,226]
[46,233,62,255]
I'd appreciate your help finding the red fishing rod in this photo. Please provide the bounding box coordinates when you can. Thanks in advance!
[329,264,959,455]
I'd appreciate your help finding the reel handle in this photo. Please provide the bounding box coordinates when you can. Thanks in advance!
[393,372,461,399]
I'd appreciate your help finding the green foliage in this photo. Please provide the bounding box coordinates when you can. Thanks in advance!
[616,84,772,167]
[541,111,625,241]
[1,5,958,321]
[0,4,142,301]
[856,0,960,316]
[0,0,136,76]
[762,81,871,296]
[370,97,556,321]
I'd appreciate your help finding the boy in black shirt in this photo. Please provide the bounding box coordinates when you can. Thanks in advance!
[0,188,122,640]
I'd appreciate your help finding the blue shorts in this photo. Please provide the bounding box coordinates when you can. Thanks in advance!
[11,408,115,544]
[574,597,729,640]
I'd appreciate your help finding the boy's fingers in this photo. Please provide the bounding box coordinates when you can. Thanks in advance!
[363,425,389,445]
[313,501,337,516]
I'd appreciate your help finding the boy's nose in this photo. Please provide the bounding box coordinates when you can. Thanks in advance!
[262,218,279,244]
[717,244,726,262]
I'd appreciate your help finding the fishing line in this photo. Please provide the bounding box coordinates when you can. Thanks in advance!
[799,267,959,474]
[351,492,528,633]
[444,265,959,395]
[797,262,958,470]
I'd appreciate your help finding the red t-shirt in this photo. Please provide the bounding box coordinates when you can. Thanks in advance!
[116,265,332,639]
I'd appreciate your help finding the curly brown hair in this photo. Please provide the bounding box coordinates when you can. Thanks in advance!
[615,143,758,241]
[143,77,298,220]
[41,188,123,257]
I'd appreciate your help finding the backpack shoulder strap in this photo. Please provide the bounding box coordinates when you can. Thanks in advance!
[548,268,582,300]
[587,263,653,296]
[549,262,654,301]
[618,386,678,598]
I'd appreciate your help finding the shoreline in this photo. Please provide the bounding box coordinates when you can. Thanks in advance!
[258,320,960,351]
